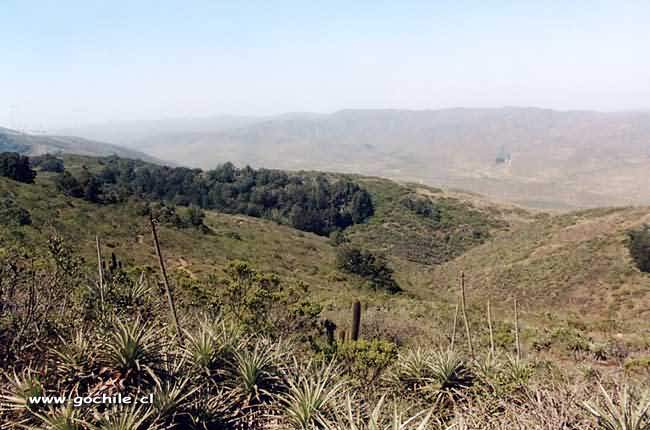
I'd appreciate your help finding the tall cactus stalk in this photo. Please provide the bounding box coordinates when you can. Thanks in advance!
[487,298,495,357]
[514,298,521,361]
[351,300,361,341]
[450,300,459,351]
[324,319,337,345]
[150,216,184,347]
[460,272,474,358]
[95,235,105,314]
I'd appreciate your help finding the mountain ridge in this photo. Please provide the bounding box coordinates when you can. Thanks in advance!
[0,126,166,164]
[62,107,650,210]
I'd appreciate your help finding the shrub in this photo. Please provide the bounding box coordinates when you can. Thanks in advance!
[0,198,31,226]
[0,152,36,183]
[401,196,441,222]
[217,261,322,337]
[624,356,650,375]
[54,171,83,198]
[335,246,401,293]
[336,339,398,386]
[31,154,64,173]
[177,205,206,229]
[628,225,650,273]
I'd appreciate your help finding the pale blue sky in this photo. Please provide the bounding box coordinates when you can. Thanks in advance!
[2,1,650,129]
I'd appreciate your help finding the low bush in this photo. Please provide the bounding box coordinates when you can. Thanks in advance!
[0,198,31,226]
[627,225,650,273]
[335,246,401,293]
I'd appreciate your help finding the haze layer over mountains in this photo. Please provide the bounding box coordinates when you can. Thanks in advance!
[61,107,650,210]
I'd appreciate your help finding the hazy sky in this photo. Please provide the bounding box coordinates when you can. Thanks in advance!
[2,1,650,129]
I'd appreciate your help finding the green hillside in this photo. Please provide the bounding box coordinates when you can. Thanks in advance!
[0,154,515,337]
[3,153,650,429]
[3,153,649,341]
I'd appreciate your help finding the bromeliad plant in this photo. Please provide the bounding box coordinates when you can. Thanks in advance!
[275,360,348,429]
[183,320,226,374]
[148,375,197,427]
[52,330,96,396]
[325,394,436,430]
[0,368,46,425]
[225,338,286,426]
[101,317,165,387]
[90,404,158,430]
[388,348,473,404]
[32,405,86,430]
[583,383,650,430]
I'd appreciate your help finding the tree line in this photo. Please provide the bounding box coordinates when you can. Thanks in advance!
[55,156,375,236]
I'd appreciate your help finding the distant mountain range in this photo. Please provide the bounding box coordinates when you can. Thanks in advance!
[0,127,161,164]
[60,107,650,209]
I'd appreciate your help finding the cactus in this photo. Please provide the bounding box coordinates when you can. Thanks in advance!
[324,319,337,345]
[351,300,361,341]
[460,272,474,358]
[110,252,119,272]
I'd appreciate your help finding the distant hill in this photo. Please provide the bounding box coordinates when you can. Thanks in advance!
[63,108,650,210]
[3,153,649,332]
[0,153,520,337]
[0,127,163,164]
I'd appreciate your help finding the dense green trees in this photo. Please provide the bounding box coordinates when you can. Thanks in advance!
[54,171,83,197]
[0,152,36,183]
[628,224,650,272]
[55,168,108,203]
[59,157,374,236]
[31,154,64,172]
[143,202,207,230]
[335,246,401,293]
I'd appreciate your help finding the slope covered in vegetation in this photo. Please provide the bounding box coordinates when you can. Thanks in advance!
[54,156,374,236]
[2,153,650,429]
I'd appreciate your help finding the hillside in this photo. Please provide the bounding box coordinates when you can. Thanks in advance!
[2,154,649,338]
[434,205,650,315]
[3,154,650,429]
[0,126,162,163]
[0,154,514,335]
[64,108,650,210]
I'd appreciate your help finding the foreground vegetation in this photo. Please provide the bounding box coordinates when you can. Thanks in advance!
[1,235,650,430]
[2,153,650,428]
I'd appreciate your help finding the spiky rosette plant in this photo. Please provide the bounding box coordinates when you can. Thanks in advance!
[428,350,473,400]
[100,317,165,388]
[325,394,438,430]
[583,383,650,430]
[32,405,87,430]
[224,337,286,426]
[183,324,221,374]
[182,319,234,377]
[148,375,197,428]
[51,330,96,395]
[388,348,473,404]
[275,360,348,429]
[388,348,435,394]
[90,405,158,430]
[0,368,46,425]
